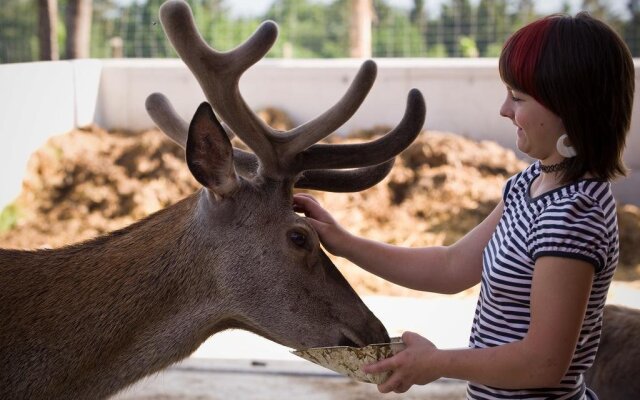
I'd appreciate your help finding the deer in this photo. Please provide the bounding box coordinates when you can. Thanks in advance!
[0,0,426,398]
[584,303,640,399]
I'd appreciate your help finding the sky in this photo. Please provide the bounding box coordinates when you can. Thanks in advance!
[113,0,631,19]
[228,0,629,19]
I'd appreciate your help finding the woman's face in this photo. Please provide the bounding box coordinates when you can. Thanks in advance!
[499,87,566,163]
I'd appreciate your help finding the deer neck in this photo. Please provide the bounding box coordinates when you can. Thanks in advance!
[0,190,233,399]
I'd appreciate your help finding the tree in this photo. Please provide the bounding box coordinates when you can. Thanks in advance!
[476,0,493,56]
[371,0,425,57]
[265,0,346,58]
[349,0,373,57]
[441,0,474,56]
[410,0,425,23]
[511,0,536,30]
[90,0,122,58]
[411,0,427,51]
[65,0,92,58]
[38,0,59,60]
[477,0,508,56]
[624,0,640,56]
[581,0,609,20]
[0,0,38,63]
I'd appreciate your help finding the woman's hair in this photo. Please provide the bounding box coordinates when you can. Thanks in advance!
[499,12,635,183]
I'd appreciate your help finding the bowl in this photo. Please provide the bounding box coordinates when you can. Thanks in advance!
[291,337,405,384]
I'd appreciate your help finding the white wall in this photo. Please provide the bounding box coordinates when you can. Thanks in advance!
[1,58,639,208]
[0,60,102,208]
[97,59,513,143]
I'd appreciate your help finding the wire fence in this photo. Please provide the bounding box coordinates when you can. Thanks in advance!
[1,0,639,64]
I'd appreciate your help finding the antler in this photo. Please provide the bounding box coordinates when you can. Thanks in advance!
[149,0,426,192]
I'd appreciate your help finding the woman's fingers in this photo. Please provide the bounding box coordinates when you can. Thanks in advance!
[377,370,404,393]
[292,194,320,216]
[362,355,397,374]
[292,193,320,211]
[294,193,320,204]
[293,193,336,225]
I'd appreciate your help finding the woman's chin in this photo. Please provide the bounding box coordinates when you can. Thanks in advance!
[516,139,528,154]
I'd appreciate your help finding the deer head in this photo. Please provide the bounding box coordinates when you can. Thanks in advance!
[146,0,426,350]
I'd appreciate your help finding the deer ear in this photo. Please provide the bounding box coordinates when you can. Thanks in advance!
[186,102,239,197]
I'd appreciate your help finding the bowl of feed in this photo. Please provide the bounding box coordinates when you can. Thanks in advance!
[291,337,405,384]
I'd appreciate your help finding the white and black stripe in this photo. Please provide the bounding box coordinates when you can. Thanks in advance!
[467,162,618,400]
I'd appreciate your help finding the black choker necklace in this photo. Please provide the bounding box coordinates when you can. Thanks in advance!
[540,159,570,173]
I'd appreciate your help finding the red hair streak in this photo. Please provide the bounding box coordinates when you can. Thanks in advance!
[502,18,555,108]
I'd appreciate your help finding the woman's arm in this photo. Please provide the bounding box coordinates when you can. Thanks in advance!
[293,194,504,294]
[365,255,595,392]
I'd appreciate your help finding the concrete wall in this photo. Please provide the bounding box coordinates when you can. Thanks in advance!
[97,58,522,146]
[0,60,102,208]
[1,58,638,208]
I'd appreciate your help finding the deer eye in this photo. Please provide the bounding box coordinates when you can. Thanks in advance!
[289,230,307,248]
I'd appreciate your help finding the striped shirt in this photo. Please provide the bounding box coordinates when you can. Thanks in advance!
[467,162,618,400]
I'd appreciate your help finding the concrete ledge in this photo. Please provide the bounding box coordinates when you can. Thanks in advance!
[113,358,467,399]
[1,59,638,208]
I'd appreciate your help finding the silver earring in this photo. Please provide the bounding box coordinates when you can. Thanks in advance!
[556,134,577,158]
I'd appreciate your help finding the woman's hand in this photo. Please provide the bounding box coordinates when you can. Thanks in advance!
[363,331,442,394]
[292,193,351,256]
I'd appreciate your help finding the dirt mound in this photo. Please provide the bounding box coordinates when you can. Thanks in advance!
[0,126,199,248]
[1,124,638,297]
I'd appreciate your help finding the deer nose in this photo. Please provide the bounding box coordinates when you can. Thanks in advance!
[337,335,360,348]
[338,318,389,348]
[366,317,390,344]
[345,315,389,346]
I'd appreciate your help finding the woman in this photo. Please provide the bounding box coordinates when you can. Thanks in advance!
[293,12,634,399]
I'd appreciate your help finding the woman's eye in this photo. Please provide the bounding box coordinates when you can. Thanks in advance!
[289,231,307,248]
[507,89,522,102]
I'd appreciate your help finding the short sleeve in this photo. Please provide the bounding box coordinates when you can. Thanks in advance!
[528,194,608,272]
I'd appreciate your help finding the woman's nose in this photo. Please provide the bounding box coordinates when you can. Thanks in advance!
[499,100,513,119]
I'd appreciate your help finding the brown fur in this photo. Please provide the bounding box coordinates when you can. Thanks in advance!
[584,304,640,399]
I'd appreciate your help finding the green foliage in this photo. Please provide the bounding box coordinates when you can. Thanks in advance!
[373,6,426,56]
[458,35,479,57]
[476,0,508,56]
[0,0,38,63]
[624,0,640,56]
[484,42,503,57]
[265,0,350,58]
[0,203,21,233]
[426,43,447,57]
[440,0,474,56]
[510,0,536,30]
[0,0,638,62]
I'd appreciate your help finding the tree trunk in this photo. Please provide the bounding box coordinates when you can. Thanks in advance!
[349,0,373,58]
[38,0,58,60]
[65,0,92,59]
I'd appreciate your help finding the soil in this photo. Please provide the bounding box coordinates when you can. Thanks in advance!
[1,122,639,298]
